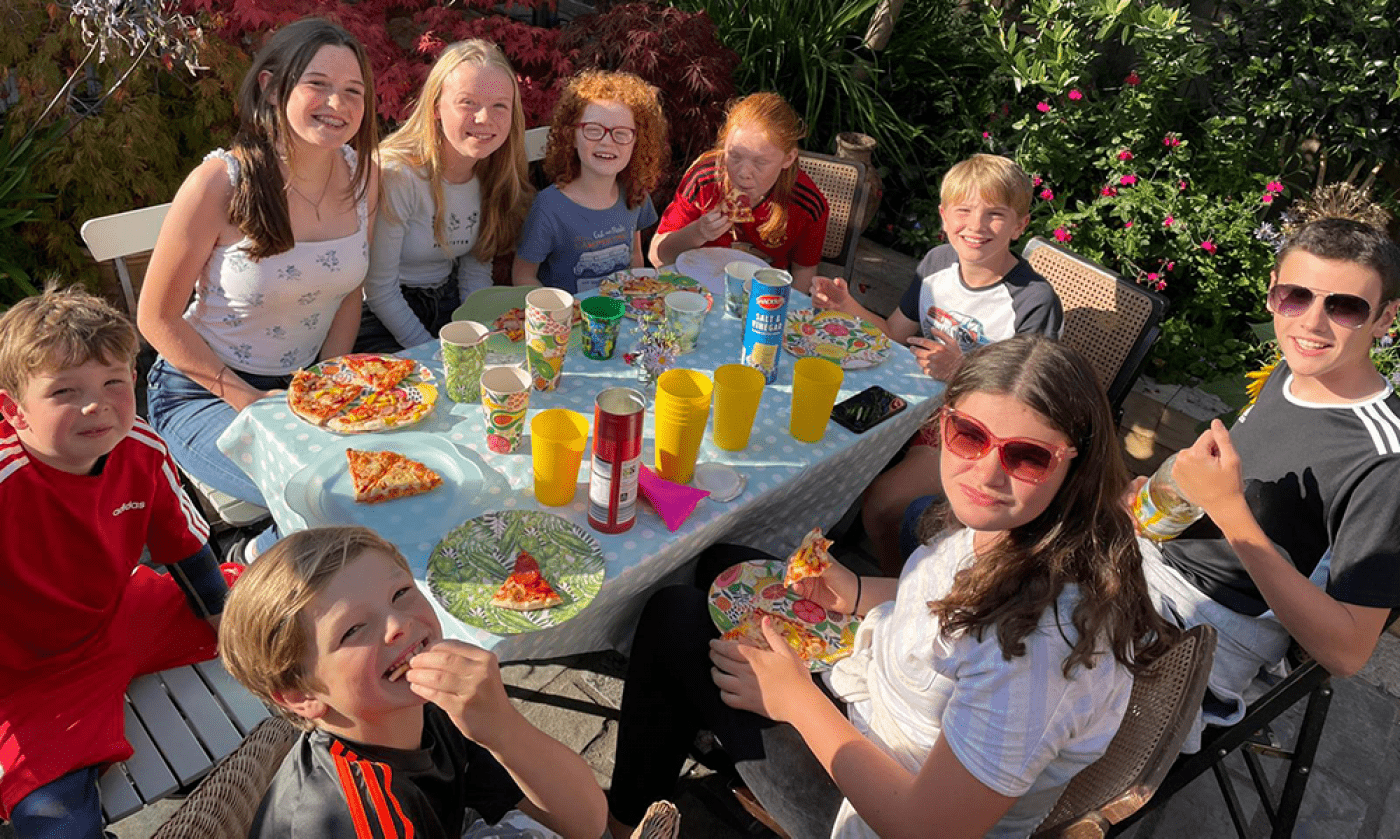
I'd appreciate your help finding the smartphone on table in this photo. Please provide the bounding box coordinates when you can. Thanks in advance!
[831,386,907,434]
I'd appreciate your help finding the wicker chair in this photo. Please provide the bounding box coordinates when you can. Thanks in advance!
[149,716,298,839]
[1032,624,1217,839]
[797,151,870,282]
[1021,237,1168,413]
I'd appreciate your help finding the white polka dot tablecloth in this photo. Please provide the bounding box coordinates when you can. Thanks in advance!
[217,291,943,660]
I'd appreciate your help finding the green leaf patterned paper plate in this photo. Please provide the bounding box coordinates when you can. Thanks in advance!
[426,510,606,635]
[599,269,714,320]
[782,309,893,369]
[708,559,860,672]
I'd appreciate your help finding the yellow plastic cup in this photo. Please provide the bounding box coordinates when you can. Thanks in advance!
[531,408,590,506]
[711,363,766,451]
[789,357,844,442]
[653,368,713,483]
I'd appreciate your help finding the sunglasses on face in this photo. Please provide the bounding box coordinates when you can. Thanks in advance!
[1266,283,1376,329]
[940,407,1077,484]
[576,122,636,145]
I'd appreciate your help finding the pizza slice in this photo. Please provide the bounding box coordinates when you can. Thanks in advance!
[720,188,755,224]
[347,449,442,504]
[326,388,411,433]
[722,609,828,662]
[342,355,417,391]
[493,307,526,342]
[491,550,564,611]
[288,370,364,425]
[783,527,834,587]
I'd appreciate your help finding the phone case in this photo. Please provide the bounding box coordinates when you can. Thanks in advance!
[831,386,907,434]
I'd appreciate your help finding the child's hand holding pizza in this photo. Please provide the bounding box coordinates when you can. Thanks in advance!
[407,640,519,746]
[790,562,859,615]
[710,616,820,723]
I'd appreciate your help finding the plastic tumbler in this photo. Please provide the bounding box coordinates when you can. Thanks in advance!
[711,363,765,451]
[580,295,626,360]
[480,366,531,453]
[653,368,713,483]
[531,408,590,506]
[440,320,490,401]
[665,291,708,354]
[789,357,844,442]
[524,287,574,391]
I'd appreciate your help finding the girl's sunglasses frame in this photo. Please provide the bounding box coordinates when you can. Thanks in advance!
[939,407,1077,484]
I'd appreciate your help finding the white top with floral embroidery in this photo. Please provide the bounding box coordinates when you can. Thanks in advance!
[184,146,369,376]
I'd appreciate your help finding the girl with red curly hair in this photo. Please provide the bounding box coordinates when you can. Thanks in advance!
[513,71,668,293]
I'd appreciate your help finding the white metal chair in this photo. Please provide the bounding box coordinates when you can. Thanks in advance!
[524,124,549,163]
[797,151,870,282]
[80,207,271,528]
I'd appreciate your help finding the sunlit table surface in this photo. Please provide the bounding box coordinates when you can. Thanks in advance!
[218,290,942,660]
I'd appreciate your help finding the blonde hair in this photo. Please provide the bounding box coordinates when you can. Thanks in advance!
[0,283,137,398]
[702,92,806,246]
[219,527,409,730]
[543,70,668,209]
[940,154,1033,217]
[379,40,533,259]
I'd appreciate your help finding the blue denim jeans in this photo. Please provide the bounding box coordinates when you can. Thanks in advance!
[898,493,941,563]
[9,766,104,839]
[146,357,289,510]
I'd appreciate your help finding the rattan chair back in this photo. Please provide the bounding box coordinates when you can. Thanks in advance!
[1032,624,1216,839]
[797,151,869,281]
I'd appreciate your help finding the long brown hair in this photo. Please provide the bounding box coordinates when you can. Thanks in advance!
[379,40,533,260]
[700,92,804,246]
[543,70,668,209]
[229,18,377,260]
[930,336,1177,677]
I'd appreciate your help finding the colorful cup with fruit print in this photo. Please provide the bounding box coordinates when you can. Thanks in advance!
[525,287,574,391]
[480,366,531,453]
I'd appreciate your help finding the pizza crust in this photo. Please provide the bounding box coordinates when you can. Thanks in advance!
[783,527,834,587]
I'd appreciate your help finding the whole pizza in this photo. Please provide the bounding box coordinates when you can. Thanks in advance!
[287,354,438,433]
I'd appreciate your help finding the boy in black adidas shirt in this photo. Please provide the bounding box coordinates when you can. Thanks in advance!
[1143,216,1400,743]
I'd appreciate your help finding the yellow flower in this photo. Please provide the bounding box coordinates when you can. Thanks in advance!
[1245,355,1280,406]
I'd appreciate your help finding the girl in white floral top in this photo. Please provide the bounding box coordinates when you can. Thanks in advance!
[140,18,379,537]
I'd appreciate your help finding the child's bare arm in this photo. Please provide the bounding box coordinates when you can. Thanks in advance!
[407,642,607,839]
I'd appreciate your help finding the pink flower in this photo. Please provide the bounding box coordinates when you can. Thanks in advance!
[1163,215,1174,227]
[1261,193,1274,204]
[1101,186,1118,197]
[1179,180,1188,191]
[1036,101,1051,113]
[982,131,991,140]
[1124,221,1134,229]
[1265,180,1284,193]
[1125,71,1141,86]
[1153,279,1167,292]
[1119,174,1138,186]
[1147,272,1160,281]
[1201,240,1217,254]
[1117,149,1134,160]
[1163,135,1181,148]
[1068,89,1084,101]
[1032,175,1043,186]
[1166,261,1175,271]
[1039,188,1055,201]
[1053,227,1072,243]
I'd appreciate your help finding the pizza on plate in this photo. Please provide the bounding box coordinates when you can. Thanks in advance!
[491,550,564,611]
[342,355,417,391]
[345,448,443,504]
[721,608,829,662]
[326,389,419,434]
[492,307,526,342]
[287,370,364,425]
[719,188,755,224]
[783,527,834,587]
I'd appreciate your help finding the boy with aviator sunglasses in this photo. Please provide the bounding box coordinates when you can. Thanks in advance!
[1141,215,1400,751]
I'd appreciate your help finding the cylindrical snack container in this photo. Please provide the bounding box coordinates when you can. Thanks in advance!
[740,268,792,384]
[588,387,647,533]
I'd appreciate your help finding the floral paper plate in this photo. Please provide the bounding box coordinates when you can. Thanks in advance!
[426,510,606,635]
[599,269,714,320]
[288,354,437,433]
[782,309,893,369]
[708,559,860,672]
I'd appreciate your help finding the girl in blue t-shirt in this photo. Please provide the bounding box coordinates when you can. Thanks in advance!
[512,71,668,294]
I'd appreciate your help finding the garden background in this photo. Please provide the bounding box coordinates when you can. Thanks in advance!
[4,0,1398,399]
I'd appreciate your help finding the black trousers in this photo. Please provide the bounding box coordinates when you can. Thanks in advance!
[607,545,844,839]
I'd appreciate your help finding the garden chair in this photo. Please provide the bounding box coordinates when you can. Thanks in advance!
[1021,236,1168,414]
[1031,624,1216,838]
[797,151,870,282]
[79,205,271,529]
[1108,608,1400,839]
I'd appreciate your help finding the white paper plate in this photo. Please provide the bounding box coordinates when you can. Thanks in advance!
[675,248,769,297]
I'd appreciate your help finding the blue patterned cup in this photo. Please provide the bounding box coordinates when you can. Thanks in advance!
[580,295,625,360]
[723,261,762,319]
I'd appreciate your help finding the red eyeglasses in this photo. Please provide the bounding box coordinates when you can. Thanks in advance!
[1266,283,1376,330]
[940,407,1077,484]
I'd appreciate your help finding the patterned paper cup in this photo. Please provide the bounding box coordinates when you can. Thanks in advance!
[665,290,708,354]
[440,320,490,402]
[723,261,761,319]
[525,287,574,391]
[480,366,532,453]
[580,295,625,360]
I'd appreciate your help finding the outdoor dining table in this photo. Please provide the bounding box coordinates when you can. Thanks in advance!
[218,289,943,661]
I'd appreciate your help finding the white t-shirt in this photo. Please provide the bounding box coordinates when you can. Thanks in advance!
[826,528,1133,838]
[363,158,493,348]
